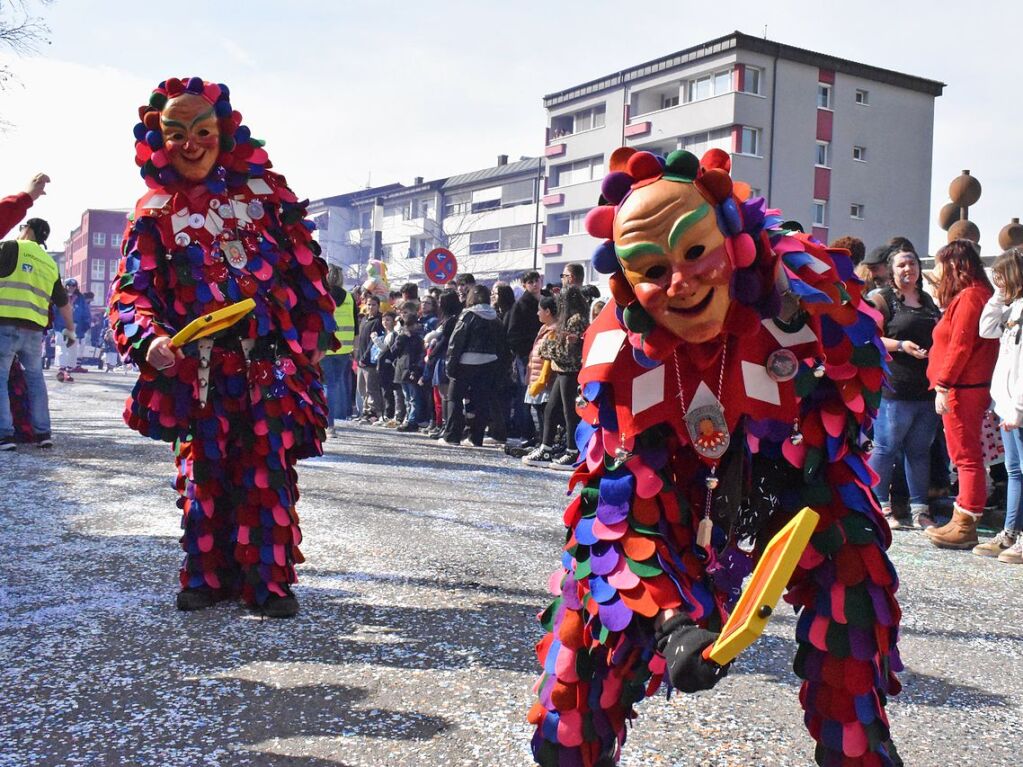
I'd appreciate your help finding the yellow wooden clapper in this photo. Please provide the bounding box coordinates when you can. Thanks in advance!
[169,299,256,348]
[702,506,820,666]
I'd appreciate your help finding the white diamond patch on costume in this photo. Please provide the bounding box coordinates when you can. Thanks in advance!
[247,178,273,195]
[585,329,627,367]
[805,255,831,274]
[742,361,780,405]
[762,318,818,347]
[631,365,665,415]
[170,209,190,234]
[142,193,172,211]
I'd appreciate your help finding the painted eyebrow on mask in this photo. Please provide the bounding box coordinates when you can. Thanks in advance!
[161,107,216,131]
[615,242,665,261]
[668,203,710,250]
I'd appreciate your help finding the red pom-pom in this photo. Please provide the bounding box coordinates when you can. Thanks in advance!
[585,205,615,240]
[143,111,161,130]
[165,78,184,97]
[626,151,662,183]
[700,148,731,173]
[697,168,733,203]
[609,146,637,173]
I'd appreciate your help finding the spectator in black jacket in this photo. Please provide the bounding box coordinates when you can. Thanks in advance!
[392,301,426,432]
[441,284,509,447]
[506,271,543,441]
[423,289,462,438]
[355,295,385,422]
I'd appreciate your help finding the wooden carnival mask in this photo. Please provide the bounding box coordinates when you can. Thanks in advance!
[160,93,221,182]
[613,178,732,344]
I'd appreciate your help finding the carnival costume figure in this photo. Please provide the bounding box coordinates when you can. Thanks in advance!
[528,148,903,766]
[108,78,337,617]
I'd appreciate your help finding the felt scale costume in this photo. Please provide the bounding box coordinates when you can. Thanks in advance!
[527,148,903,767]
[108,78,337,612]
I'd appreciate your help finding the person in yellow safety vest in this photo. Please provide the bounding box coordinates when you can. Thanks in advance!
[323,266,358,435]
[0,213,77,450]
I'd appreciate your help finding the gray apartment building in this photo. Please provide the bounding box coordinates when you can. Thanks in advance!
[540,31,944,285]
[308,156,543,287]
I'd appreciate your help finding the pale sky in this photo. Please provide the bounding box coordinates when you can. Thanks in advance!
[0,0,1019,257]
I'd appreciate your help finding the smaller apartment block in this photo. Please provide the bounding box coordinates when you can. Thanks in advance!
[541,31,944,285]
[309,156,543,286]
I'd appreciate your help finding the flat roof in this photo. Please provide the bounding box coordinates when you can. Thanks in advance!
[543,30,944,108]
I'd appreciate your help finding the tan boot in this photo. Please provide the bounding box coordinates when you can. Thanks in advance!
[928,507,979,549]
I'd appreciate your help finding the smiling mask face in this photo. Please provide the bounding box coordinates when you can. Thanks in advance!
[614,178,732,344]
[161,93,220,182]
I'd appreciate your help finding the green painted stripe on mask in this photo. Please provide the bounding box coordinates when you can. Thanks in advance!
[614,242,665,261]
[668,203,711,250]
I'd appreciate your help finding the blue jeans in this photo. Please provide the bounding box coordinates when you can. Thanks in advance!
[0,325,50,438]
[321,353,352,426]
[1000,427,1023,533]
[401,381,424,425]
[869,397,938,506]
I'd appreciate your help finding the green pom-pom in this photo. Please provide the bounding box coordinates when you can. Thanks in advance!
[825,621,851,658]
[844,584,875,627]
[811,522,844,556]
[842,514,877,545]
[664,150,699,181]
[149,92,167,110]
[219,135,236,152]
[623,302,655,334]
[626,557,662,577]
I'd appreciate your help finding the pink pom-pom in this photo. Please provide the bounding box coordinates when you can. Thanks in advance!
[585,205,615,240]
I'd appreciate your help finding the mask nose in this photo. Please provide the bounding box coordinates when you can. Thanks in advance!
[666,267,694,298]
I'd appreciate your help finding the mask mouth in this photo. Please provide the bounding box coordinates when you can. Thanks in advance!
[667,288,714,316]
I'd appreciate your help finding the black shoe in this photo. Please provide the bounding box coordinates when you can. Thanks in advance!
[176,588,215,612]
[396,422,418,433]
[260,592,299,618]
[0,436,15,452]
[35,432,53,449]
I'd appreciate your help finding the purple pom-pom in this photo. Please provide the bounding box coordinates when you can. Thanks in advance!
[145,130,163,149]
[214,100,232,118]
[632,346,660,369]
[601,171,633,205]
[720,197,742,235]
[217,83,230,100]
[591,240,619,275]
[235,125,251,143]
[157,168,178,185]
[133,123,147,141]
[741,197,767,233]
[185,77,204,94]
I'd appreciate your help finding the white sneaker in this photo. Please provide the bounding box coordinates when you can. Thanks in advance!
[522,445,554,466]
[482,437,505,447]
[550,450,580,471]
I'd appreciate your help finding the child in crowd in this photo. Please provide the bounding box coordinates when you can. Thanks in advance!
[523,295,558,445]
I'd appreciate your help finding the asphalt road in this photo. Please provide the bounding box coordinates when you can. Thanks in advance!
[1,369,1019,766]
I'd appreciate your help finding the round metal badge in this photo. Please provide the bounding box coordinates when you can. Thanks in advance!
[246,201,265,220]
[766,349,799,382]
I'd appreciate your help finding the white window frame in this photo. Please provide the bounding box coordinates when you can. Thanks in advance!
[547,210,588,238]
[109,258,119,275]
[92,232,106,247]
[661,93,680,110]
[815,141,831,168]
[741,66,763,96]
[812,199,829,227]
[816,83,833,110]
[738,127,761,157]
[550,155,604,189]
[853,145,867,163]
[111,233,122,248]
[91,259,105,279]
[855,89,870,105]
[850,203,865,220]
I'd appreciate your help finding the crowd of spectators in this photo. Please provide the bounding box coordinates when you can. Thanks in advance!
[833,233,1022,564]
[325,263,602,471]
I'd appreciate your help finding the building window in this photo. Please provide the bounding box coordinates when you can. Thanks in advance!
[469,228,500,255]
[111,233,122,248]
[853,145,867,162]
[500,224,533,251]
[547,210,587,237]
[91,281,106,299]
[382,202,407,221]
[813,199,829,227]
[681,127,730,157]
[550,155,604,188]
[742,67,763,95]
[411,198,431,219]
[685,68,733,103]
[855,89,870,105]
[661,94,679,109]
[92,232,106,247]
[359,210,372,229]
[443,191,471,217]
[850,203,865,220]
[109,258,119,275]
[739,127,761,156]
[550,103,606,138]
[817,83,833,110]
[470,186,502,213]
[501,179,535,207]
[91,259,105,279]
[815,141,831,168]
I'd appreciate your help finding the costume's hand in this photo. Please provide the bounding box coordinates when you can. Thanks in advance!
[26,173,50,200]
[310,349,325,365]
[146,336,183,371]
[62,329,76,347]
[935,390,948,415]
[655,615,729,693]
